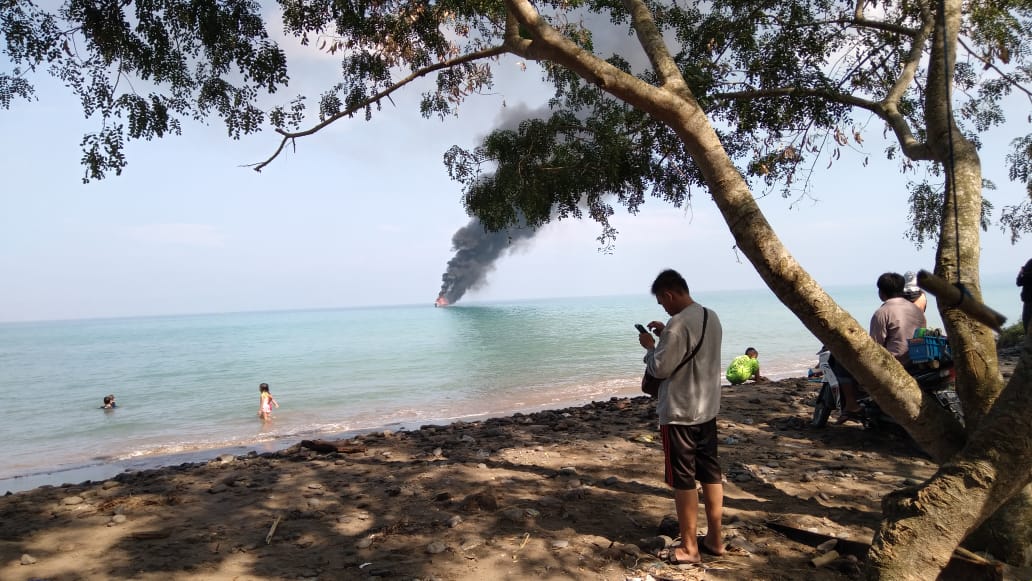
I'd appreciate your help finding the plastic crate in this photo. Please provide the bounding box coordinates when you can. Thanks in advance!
[908,335,951,364]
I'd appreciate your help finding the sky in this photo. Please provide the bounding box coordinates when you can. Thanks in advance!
[1,14,1029,323]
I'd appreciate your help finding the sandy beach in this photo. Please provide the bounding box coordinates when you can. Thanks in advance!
[3,349,1028,581]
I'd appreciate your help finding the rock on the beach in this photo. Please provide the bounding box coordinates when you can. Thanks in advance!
[426,541,448,554]
[356,536,374,549]
[20,554,37,565]
[62,495,85,505]
[551,539,570,549]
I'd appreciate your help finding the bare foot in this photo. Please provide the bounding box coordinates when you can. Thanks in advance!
[669,545,701,565]
[699,534,725,556]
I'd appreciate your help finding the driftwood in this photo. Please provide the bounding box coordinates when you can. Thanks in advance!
[917,270,1007,331]
[265,515,281,545]
[299,439,367,454]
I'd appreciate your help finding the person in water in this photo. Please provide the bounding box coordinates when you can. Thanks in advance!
[258,383,279,421]
[101,394,117,409]
[725,348,767,385]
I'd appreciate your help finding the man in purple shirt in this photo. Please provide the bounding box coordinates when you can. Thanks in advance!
[870,272,927,364]
[836,272,926,422]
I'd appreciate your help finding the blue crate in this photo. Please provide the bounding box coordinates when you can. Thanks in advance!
[908,335,951,363]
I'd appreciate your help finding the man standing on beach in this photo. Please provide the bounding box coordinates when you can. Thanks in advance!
[638,269,725,564]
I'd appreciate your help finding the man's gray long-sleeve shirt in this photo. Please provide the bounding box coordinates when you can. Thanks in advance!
[645,302,723,426]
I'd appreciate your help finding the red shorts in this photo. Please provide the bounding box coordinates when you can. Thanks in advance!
[661,419,722,490]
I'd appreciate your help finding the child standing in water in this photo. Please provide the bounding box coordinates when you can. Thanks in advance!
[258,382,279,421]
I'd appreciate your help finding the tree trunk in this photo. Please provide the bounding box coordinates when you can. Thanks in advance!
[866,335,1032,579]
[504,0,1032,570]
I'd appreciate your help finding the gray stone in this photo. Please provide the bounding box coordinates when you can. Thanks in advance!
[447,515,463,528]
[62,496,85,505]
[501,507,526,522]
[20,554,37,565]
[426,541,448,554]
[356,537,374,549]
[110,514,127,524]
[459,537,483,551]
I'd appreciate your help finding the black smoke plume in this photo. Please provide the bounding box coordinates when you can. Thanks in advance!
[436,218,538,305]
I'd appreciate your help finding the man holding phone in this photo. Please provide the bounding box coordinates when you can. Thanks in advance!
[637,269,725,565]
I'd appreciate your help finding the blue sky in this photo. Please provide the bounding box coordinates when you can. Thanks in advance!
[1,26,1029,323]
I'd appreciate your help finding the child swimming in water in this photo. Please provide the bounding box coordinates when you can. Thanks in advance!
[258,383,279,421]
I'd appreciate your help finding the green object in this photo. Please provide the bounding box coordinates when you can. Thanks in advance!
[726,355,759,385]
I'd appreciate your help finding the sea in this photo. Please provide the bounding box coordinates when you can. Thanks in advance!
[1,281,1021,494]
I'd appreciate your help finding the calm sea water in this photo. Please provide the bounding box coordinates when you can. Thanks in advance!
[1,281,1020,493]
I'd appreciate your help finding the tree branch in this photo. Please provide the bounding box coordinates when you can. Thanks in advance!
[249,44,509,172]
[958,37,1032,101]
[866,1,935,161]
[621,0,690,96]
[503,0,690,128]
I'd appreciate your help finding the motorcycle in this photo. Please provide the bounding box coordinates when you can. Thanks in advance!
[811,331,964,429]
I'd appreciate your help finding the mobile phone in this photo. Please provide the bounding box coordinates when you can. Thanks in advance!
[635,323,649,335]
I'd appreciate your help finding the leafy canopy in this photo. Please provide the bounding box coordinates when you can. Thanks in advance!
[2,0,1031,241]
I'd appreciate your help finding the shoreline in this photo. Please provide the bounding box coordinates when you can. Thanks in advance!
[2,356,1027,581]
[1,369,813,495]
[0,384,645,495]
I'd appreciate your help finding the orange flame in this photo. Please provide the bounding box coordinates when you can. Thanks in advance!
[435,296,449,307]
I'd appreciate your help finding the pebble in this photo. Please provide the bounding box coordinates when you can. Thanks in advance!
[62,496,85,505]
[447,515,463,528]
[459,537,483,551]
[101,480,120,490]
[551,539,569,549]
[21,554,38,565]
[110,514,127,524]
[734,473,752,482]
[426,541,447,554]
[356,537,374,549]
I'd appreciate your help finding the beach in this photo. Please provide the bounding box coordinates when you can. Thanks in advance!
[4,349,1027,581]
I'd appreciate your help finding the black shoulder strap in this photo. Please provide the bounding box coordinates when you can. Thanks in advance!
[670,307,709,376]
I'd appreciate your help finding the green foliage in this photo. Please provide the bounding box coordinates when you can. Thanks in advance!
[906,180,994,249]
[2,0,1031,249]
[997,321,1026,348]
[3,0,288,181]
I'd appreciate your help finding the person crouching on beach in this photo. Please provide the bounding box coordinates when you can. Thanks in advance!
[638,269,726,565]
[258,383,279,421]
[725,347,768,385]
